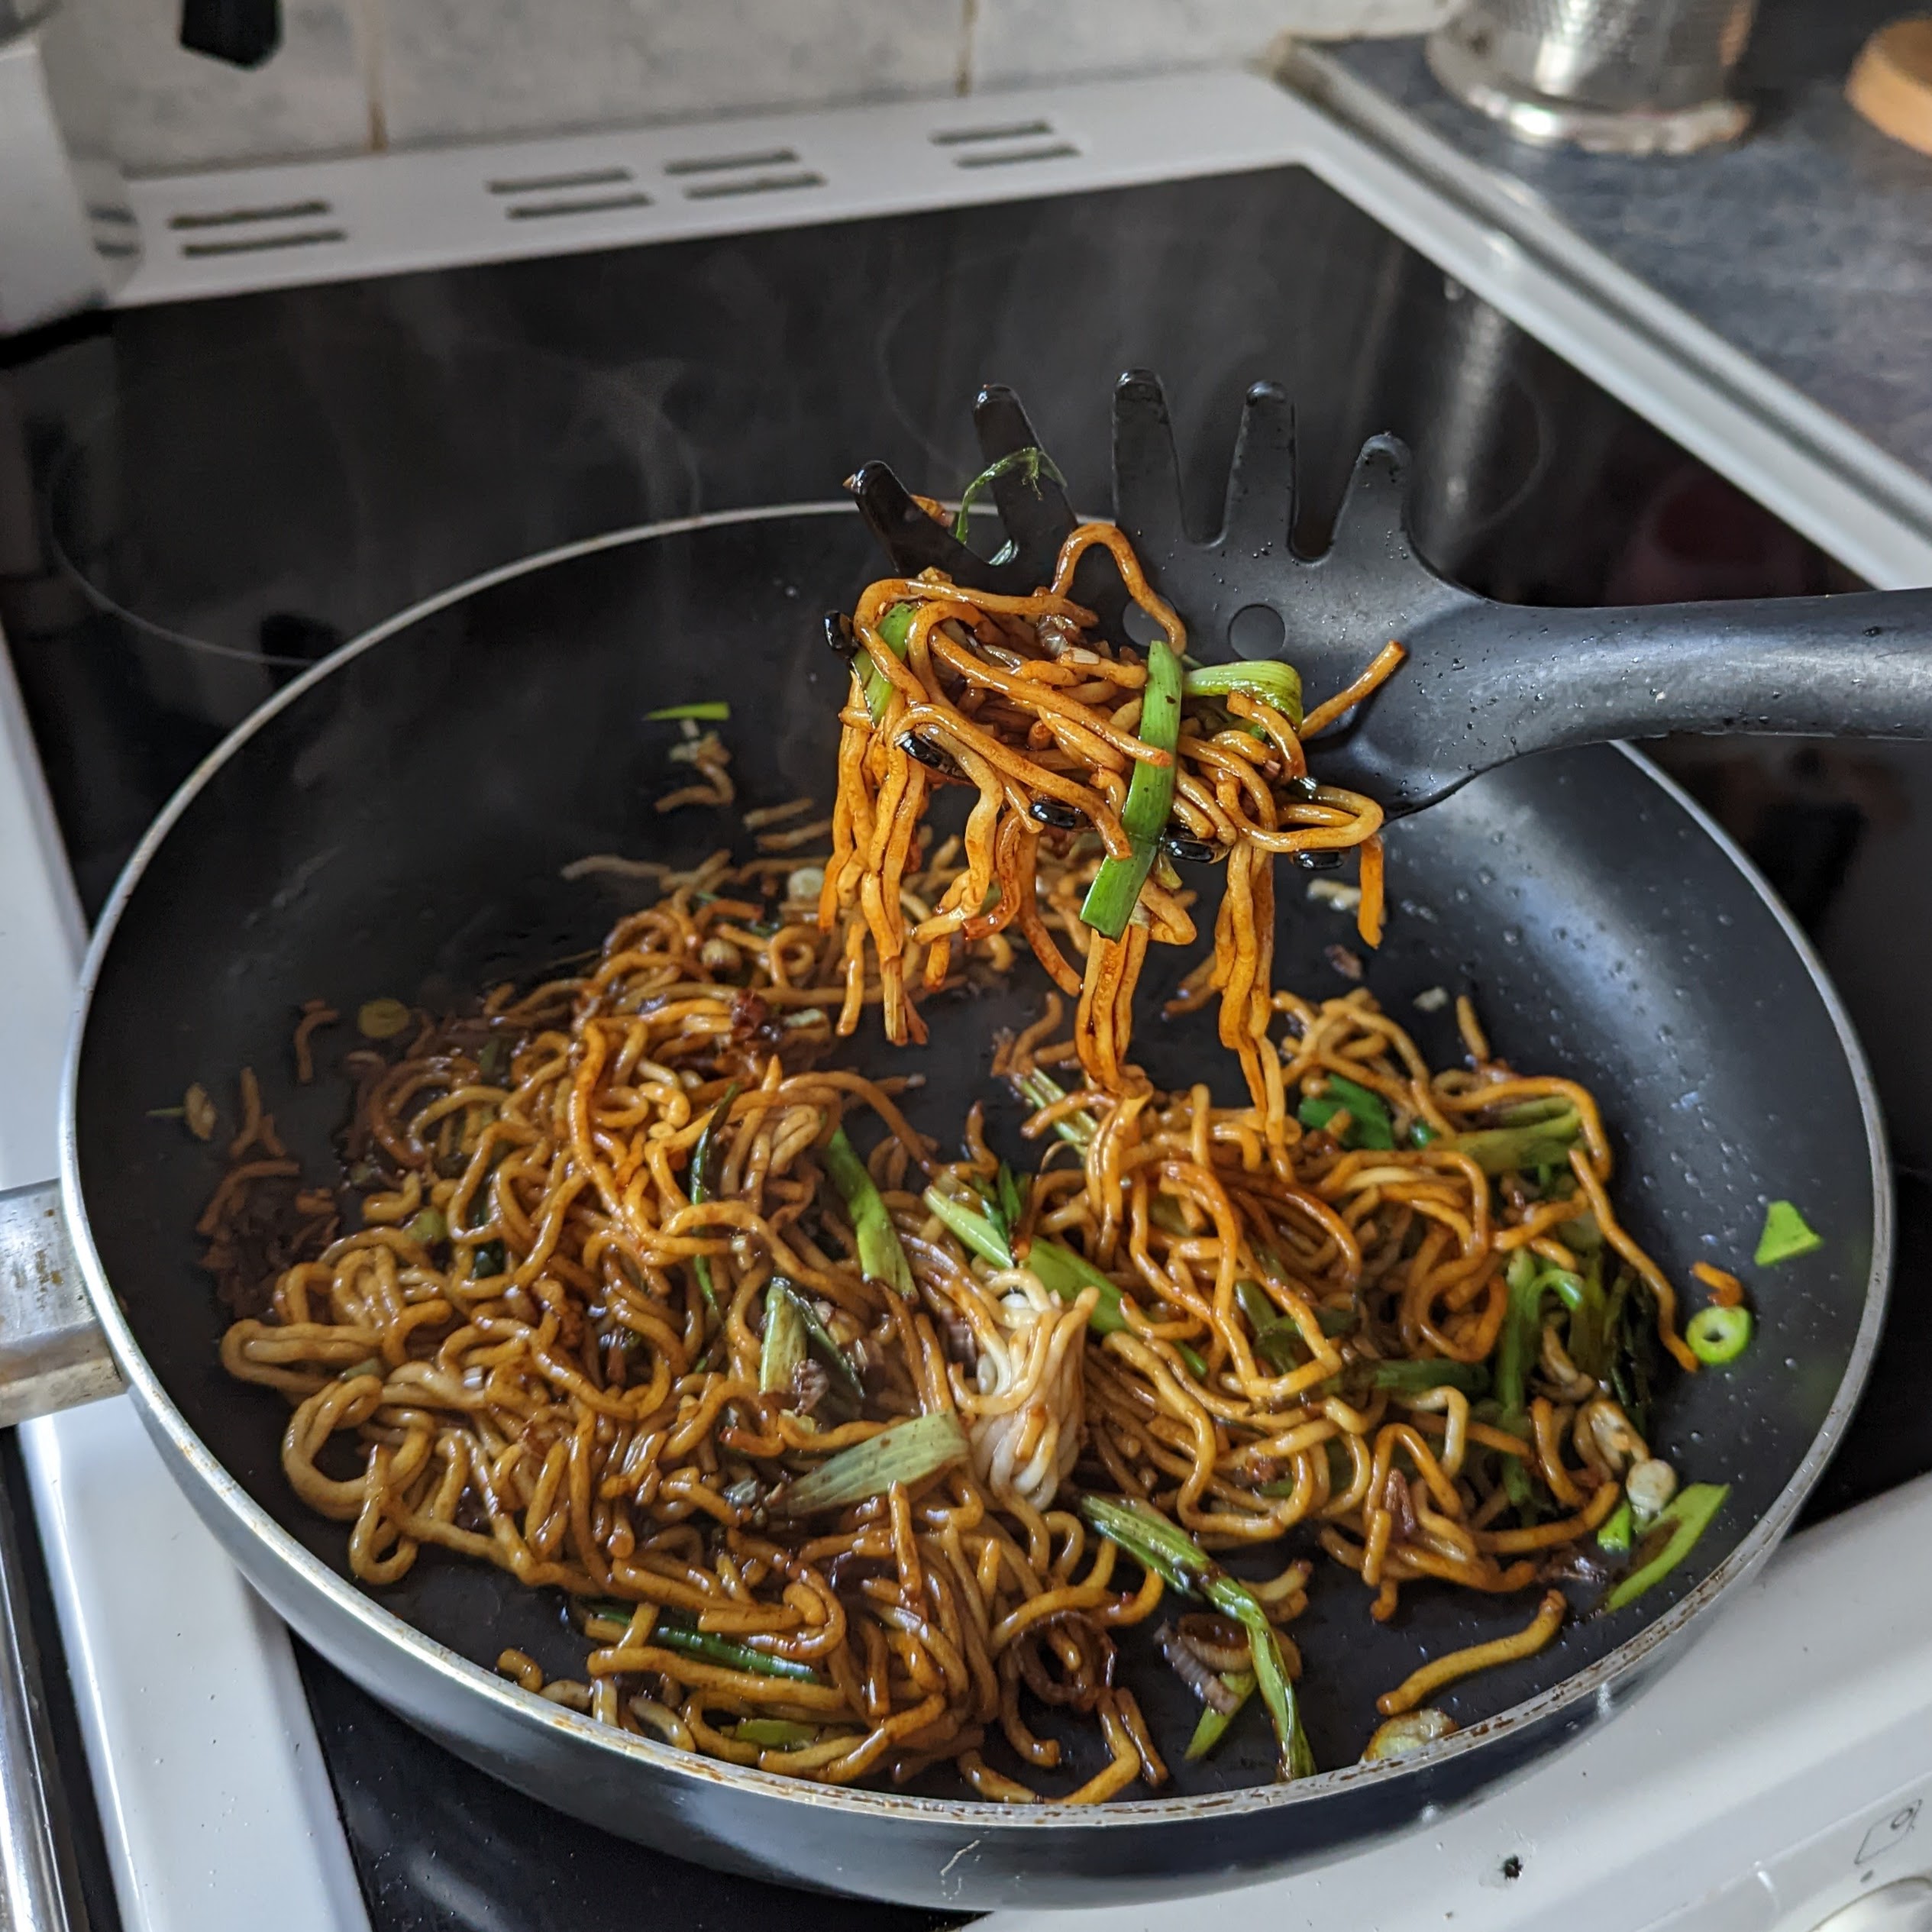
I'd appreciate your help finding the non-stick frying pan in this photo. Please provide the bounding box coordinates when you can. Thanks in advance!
[0,502,1886,1909]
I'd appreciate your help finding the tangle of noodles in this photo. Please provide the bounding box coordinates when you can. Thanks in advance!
[202,519,1721,1801]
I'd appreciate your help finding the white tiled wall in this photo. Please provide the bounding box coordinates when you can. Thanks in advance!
[73,0,1458,175]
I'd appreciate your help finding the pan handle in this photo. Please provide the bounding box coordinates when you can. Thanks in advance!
[0,1461,94,1931]
[0,1182,121,1932]
[0,1185,121,1427]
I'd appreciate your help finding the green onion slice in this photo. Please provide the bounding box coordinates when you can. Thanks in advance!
[952,445,1066,546]
[1297,1074,1396,1151]
[1080,1494,1314,1779]
[688,1082,743,1320]
[1686,1304,1753,1365]
[732,1718,824,1749]
[759,1281,808,1395]
[1755,1200,1821,1266]
[1184,1670,1256,1760]
[779,1412,969,1516]
[1605,1482,1729,1611]
[648,702,731,722]
[861,602,917,723]
[1182,662,1304,728]
[1080,635,1183,941]
[1596,1497,1634,1555]
[823,1126,916,1299]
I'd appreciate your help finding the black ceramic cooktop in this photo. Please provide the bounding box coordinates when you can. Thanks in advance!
[4,163,1927,1932]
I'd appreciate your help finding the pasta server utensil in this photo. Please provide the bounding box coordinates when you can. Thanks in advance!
[848,373,1932,817]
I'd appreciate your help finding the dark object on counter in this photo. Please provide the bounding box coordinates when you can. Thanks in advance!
[178,0,280,67]
[12,496,1880,1907]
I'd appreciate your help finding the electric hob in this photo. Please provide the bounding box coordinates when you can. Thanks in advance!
[4,69,1932,1932]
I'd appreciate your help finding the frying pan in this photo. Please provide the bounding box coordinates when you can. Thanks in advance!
[0,502,1887,1909]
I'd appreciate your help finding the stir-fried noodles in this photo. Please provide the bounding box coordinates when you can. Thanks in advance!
[205,511,1729,1799]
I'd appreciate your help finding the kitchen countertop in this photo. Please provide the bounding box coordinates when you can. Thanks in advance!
[1285,0,1932,581]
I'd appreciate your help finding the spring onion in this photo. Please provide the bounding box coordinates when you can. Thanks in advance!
[603,1611,822,1682]
[924,1184,1014,1268]
[732,1718,825,1749]
[1755,1200,1821,1266]
[1605,1482,1729,1611]
[471,1239,506,1279]
[1081,635,1183,940]
[647,702,731,722]
[404,1207,447,1246]
[1367,1358,1489,1397]
[357,997,412,1041]
[767,1277,866,1404]
[1597,1497,1634,1555]
[1686,1304,1753,1365]
[1297,1074,1395,1151]
[822,1126,915,1299]
[953,444,1065,545]
[1184,1670,1256,1759]
[1448,1107,1581,1175]
[1013,1066,1099,1149]
[1080,1495,1313,1780]
[688,1082,743,1320]
[759,1281,807,1395]
[1026,1239,1209,1379]
[861,602,917,723]
[1181,661,1304,728]
[779,1411,969,1515]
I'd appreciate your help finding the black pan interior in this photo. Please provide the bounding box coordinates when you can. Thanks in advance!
[75,510,1877,1793]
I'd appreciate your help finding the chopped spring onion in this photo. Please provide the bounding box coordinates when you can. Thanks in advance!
[1026,1239,1209,1379]
[732,1718,824,1749]
[1362,1707,1456,1762]
[823,1126,915,1299]
[779,1411,969,1516]
[184,1083,217,1139]
[759,1281,807,1394]
[1184,1669,1256,1759]
[1297,1074,1395,1151]
[1605,1481,1728,1611]
[471,1239,506,1279]
[1080,1495,1314,1780]
[1080,635,1183,941]
[648,702,731,722]
[1181,661,1304,729]
[1686,1304,1753,1365]
[595,1607,822,1685]
[861,602,916,723]
[357,997,412,1041]
[404,1207,447,1245]
[924,1184,1013,1268]
[1596,1497,1634,1555]
[689,1082,743,1320]
[767,1277,866,1404]
[952,444,1066,546]
[1013,1066,1099,1149]
[1367,1358,1489,1397]
[1448,1107,1581,1175]
[1755,1200,1822,1266]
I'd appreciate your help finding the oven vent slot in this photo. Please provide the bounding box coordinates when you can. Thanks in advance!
[929,118,1079,170]
[162,196,347,258]
[486,166,651,221]
[663,147,825,201]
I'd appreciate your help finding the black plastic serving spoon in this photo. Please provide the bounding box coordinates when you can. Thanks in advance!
[847,374,1932,817]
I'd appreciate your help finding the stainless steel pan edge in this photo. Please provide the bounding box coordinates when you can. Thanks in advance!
[50,506,1895,1908]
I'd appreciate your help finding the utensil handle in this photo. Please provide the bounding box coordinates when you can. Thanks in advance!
[1458,586,1932,756]
[0,1457,92,1932]
[0,1185,120,1428]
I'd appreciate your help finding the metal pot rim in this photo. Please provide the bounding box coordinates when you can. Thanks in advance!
[57,501,1895,1830]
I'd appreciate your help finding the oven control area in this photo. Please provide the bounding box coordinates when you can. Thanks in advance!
[1765,1790,1932,1932]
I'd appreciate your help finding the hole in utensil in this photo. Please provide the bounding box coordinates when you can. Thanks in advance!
[1228,603,1285,659]
[1122,602,1161,647]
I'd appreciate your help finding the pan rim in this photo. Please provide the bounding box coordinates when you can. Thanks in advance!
[59,500,1894,1831]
